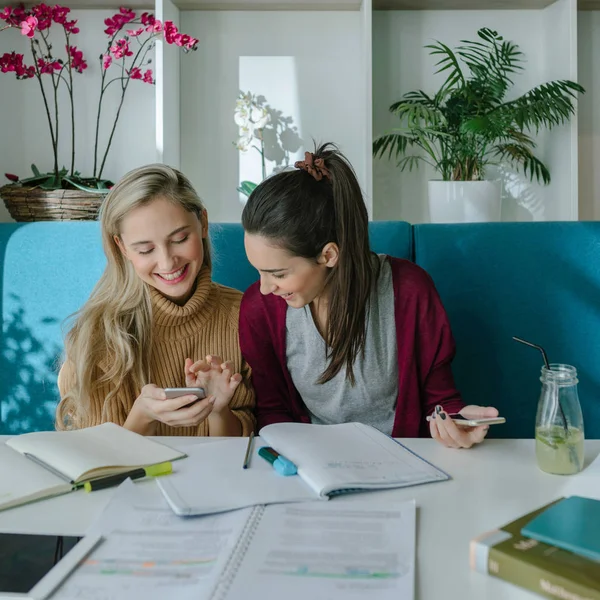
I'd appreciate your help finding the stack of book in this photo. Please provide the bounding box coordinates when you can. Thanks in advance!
[470,497,600,599]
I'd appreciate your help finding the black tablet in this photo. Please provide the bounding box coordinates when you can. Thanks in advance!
[0,533,101,600]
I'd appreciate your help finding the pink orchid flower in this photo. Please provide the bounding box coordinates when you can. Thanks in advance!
[51,5,70,25]
[126,27,144,37]
[110,39,132,60]
[128,66,142,79]
[67,45,87,73]
[20,16,38,38]
[102,54,112,70]
[143,69,153,84]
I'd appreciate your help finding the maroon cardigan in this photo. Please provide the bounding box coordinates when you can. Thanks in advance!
[239,256,465,437]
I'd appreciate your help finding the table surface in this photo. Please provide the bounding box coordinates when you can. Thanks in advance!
[1,437,599,600]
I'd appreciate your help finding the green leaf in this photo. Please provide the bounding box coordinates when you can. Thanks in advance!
[95,179,113,191]
[426,41,466,94]
[396,155,424,172]
[237,181,258,197]
[63,176,108,194]
[31,164,41,177]
[18,174,56,185]
[39,176,60,190]
[373,133,410,161]
[492,143,551,184]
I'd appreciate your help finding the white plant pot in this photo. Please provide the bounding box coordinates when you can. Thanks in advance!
[428,180,502,223]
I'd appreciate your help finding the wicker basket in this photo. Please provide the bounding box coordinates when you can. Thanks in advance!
[0,185,106,221]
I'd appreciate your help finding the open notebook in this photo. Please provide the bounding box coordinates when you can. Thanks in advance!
[0,422,186,511]
[158,421,448,516]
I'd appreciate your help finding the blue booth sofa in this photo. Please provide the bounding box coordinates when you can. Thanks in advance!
[1,221,599,438]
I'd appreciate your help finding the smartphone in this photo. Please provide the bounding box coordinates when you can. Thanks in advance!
[164,387,206,405]
[426,413,506,426]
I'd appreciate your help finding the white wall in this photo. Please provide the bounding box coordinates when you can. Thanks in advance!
[156,0,181,168]
[578,11,600,220]
[180,10,366,223]
[372,7,578,223]
[0,10,157,222]
[543,0,578,220]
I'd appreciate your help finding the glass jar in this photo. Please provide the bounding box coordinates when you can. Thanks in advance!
[535,364,584,475]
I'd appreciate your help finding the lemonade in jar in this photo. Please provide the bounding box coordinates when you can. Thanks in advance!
[535,364,584,475]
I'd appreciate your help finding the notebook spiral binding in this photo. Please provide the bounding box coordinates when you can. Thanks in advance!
[209,504,266,600]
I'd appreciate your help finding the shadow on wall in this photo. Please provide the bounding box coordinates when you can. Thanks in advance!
[493,165,542,222]
[1,293,61,434]
[255,94,303,172]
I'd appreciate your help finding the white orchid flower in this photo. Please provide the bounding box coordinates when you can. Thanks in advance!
[234,108,250,127]
[236,126,253,151]
[252,107,270,131]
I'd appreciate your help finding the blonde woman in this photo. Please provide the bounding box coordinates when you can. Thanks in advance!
[56,164,255,436]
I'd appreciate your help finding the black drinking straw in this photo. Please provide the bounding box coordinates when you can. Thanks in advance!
[512,336,569,433]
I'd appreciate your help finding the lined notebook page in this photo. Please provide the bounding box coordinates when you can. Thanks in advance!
[54,479,252,600]
[7,423,186,482]
[260,422,448,497]
[215,499,416,600]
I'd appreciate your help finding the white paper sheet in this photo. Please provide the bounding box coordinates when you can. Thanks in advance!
[156,439,321,516]
[51,480,251,600]
[215,499,416,600]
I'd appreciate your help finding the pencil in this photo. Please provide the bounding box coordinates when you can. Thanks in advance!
[242,432,255,469]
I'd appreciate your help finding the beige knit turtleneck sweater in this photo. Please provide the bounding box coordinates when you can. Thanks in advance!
[57,267,255,436]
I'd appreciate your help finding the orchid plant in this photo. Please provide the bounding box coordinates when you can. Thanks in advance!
[0,4,198,192]
[234,91,270,198]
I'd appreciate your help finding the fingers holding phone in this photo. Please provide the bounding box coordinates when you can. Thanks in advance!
[429,404,502,449]
[131,384,215,429]
[163,394,216,428]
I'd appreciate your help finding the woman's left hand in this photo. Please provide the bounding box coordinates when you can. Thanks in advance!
[430,404,499,449]
[185,355,242,413]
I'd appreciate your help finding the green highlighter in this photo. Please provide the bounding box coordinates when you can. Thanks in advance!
[83,461,173,492]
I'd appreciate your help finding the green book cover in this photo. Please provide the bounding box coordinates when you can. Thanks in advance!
[470,498,600,600]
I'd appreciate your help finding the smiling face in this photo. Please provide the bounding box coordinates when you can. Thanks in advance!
[116,196,207,305]
[244,233,338,308]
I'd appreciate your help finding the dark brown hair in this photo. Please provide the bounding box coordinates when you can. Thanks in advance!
[241,142,378,385]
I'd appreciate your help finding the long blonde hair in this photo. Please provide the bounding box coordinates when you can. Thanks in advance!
[56,164,211,429]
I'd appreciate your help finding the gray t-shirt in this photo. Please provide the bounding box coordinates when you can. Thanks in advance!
[285,254,398,435]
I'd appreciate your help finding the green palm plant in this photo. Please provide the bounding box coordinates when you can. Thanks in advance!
[373,27,584,184]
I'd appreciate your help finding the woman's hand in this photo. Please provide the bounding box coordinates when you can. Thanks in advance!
[125,383,215,435]
[430,404,499,449]
[185,355,242,414]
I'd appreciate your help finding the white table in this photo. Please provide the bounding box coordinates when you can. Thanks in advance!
[1,437,598,600]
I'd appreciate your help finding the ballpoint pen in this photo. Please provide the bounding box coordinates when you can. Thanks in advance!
[242,432,255,469]
[258,446,298,476]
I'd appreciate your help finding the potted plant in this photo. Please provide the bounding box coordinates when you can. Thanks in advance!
[373,27,584,223]
[0,4,198,221]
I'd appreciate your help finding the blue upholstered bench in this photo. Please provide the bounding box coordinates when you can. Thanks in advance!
[1,220,598,439]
